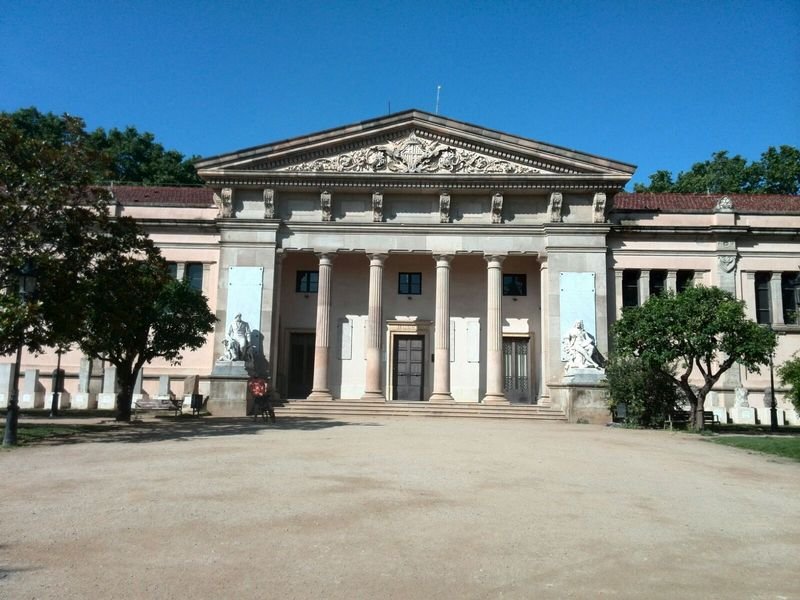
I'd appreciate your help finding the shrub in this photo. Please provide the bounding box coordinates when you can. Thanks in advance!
[605,355,684,428]
[777,355,800,413]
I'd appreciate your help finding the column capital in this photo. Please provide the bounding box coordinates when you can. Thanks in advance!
[368,253,388,265]
[316,252,335,265]
[484,254,506,266]
[433,254,453,265]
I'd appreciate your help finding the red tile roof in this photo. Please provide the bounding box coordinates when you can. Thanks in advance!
[111,185,215,208]
[614,193,800,214]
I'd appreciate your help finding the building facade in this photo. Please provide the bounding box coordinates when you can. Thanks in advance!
[4,111,799,424]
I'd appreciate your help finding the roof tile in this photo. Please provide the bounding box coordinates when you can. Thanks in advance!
[614,193,800,214]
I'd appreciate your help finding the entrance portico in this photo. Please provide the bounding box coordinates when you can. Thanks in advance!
[196,110,634,418]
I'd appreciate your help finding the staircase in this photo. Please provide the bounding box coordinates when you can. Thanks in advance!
[275,399,567,421]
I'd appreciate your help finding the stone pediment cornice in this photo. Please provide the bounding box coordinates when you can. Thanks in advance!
[201,172,630,192]
[196,111,637,182]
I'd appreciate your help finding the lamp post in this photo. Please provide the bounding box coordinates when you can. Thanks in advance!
[768,347,778,433]
[50,348,63,418]
[3,260,38,447]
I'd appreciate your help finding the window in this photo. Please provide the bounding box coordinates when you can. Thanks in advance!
[782,271,800,324]
[622,270,640,308]
[502,274,527,296]
[185,263,203,291]
[754,272,771,324]
[676,270,694,293]
[296,271,318,293]
[649,270,667,297]
[398,272,422,295]
[166,262,178,279]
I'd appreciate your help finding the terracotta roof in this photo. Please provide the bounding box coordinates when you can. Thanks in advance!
[111,185,215,208]
[614,193,800,214]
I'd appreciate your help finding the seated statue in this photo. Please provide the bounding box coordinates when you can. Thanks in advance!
[563,320,603,372]
[220,313,253,363]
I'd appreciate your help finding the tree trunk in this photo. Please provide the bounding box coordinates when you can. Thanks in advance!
[693,401,705,431]
[115,372,136,422]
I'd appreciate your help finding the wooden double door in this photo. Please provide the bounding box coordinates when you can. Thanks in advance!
[392,335,424,401]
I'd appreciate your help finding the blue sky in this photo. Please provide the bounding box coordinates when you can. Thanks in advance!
[1,0,798,188]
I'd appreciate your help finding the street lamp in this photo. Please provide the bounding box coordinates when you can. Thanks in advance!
[767,344,778,433]
[50,348,63,418]
[3,260,38,447]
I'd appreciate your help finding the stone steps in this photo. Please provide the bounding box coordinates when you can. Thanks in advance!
[275,399,567,421]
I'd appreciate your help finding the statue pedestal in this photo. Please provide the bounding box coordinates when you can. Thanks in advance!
[209,360,249,417]
[733,406,756,425]
[550,369,609,424]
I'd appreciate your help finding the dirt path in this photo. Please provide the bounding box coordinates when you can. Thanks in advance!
[1,417,798,599]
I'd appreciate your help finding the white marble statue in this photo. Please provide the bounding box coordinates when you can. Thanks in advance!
[734,386,750,408]
[222,313,253,363]
[563,320,603,372]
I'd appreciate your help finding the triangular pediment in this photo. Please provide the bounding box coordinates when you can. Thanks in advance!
[195,110,636,181]
[277,131,555,175]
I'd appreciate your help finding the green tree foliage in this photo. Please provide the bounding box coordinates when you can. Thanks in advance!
[3,107,202,185]
[612,286,776,430]
[777,355,800,413]
[634,146,800,194]
[77,254,216,422]
[89,126,202,185]
[605,355,683,428]
[1,110,215,425]
[0,110,116,354]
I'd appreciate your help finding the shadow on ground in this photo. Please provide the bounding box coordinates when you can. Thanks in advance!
[13,416,381,447]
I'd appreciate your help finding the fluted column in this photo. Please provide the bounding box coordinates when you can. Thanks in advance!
[483,255,509,404]
[361,254,387,401]
[429,255,454,402]
[308,253,334,401]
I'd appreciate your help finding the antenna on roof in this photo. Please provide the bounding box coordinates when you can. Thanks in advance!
[435,85,442,114]
[388,100,391,114]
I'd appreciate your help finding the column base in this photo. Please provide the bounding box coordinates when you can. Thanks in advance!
[307,391,333,401]
[428,393,454,403]
[359,392,386,402]
[482,393,510,405]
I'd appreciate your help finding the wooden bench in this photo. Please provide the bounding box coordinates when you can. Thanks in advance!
[665,410,720,429]
[134,395,182,419]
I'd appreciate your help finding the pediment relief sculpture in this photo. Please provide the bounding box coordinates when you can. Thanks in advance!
[280,132,552,175]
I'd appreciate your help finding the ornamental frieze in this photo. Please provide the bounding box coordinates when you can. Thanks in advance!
[281,133,548,175]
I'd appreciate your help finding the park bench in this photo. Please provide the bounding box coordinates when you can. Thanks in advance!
[665,410,720,430]
[133,395,182,419]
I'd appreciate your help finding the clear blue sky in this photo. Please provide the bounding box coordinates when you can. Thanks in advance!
[2,0,798,188]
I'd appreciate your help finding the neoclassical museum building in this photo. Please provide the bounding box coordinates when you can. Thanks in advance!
[4,111,800,424]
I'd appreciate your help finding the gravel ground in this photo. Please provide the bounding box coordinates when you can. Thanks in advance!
[1,416,798,600]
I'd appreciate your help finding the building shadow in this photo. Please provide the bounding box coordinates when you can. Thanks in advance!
[16,416,382,447]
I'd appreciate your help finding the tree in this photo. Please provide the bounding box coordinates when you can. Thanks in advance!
[89,126,203,185]
[634,146,800,194]
[3,107,202,186]
[0,111,115,354]
[1,110,215,428]
[76,251,216,421]
[777,355,800,414]
[612,286,776,430]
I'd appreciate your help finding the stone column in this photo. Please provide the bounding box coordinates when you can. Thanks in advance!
[483,255,509,404]
[614,270,623,319]
[362,254,387,401]
[538,256,549,403]
[308,253,334,401]
[770,272,783,325]
[269,253,284,397]
[429,255,454,402]
[666,270,678,294]
[638,271,650,305]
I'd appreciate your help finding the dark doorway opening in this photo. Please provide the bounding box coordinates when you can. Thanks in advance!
[288,332,315,398]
